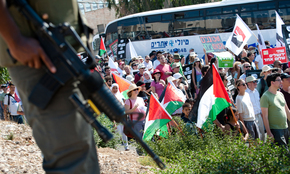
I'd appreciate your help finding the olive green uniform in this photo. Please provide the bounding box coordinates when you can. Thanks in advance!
[0,1,99,173]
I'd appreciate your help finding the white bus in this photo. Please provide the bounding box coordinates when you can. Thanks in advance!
[104,0,290,60]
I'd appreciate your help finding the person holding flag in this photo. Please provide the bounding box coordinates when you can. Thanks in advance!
[124,84,146,138]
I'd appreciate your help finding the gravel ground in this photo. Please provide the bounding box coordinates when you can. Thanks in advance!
[0,121,154,174]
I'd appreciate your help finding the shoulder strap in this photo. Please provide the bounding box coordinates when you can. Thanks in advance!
[260,78,265,97]
[5,94,14,106]
[129,99,133,120]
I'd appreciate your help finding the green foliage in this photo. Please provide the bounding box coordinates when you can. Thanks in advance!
[0,67,10,84]
[139,118,290,173]
[106,0,221,17]
[107,0,165,17]
[5,132,14,140]
[94,114,122,148]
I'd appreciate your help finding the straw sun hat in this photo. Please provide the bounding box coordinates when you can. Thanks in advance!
[127,84,141,95]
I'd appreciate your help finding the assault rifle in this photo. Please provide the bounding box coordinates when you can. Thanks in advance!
[11,0,165,169]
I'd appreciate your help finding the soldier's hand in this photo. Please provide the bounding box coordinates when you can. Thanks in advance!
[9,35,56,73]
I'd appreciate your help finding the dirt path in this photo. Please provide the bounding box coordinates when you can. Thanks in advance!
[0,121,154,174]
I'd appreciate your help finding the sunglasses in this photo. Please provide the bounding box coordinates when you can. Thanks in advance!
[251,80,258,83]
[245,66,251,68]
[132,88,139,92]
[238,83,246,86]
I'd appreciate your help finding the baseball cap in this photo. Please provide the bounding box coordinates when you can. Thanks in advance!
[281,73,290,79]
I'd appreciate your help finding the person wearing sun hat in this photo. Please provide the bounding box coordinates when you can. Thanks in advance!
[124,84,147,138]
[257,65,275,98]
[245,76,265,142]
[151,69,165,98]
[170,53,184,75]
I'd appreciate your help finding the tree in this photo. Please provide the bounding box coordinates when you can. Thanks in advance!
[107,0,218,17]
[0,67,10,84]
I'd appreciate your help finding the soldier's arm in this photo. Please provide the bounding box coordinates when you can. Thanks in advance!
[0,0,55,73]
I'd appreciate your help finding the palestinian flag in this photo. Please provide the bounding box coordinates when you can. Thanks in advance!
[99,37,106,56]
[159,81,186,115]
[189,65,231,130]
[112,73,131,99]
[143,93,172,141]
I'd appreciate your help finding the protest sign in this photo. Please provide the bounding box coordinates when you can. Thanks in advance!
[282,24,290,61]
[213,52,234,68]
[199,35,225,53]
[182,64,192,84]
[109,39,118,56]
[117,38,128,60]
[261,47,288,65]
[245,70,263,79]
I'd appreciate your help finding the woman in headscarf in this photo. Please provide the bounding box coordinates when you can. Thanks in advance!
[111,83,128,150]
[143,71,153,92]
[111,83,124,105]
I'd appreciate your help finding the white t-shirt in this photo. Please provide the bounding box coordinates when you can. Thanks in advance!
[144,61,153,71]
[236,93,255,121]
[246,88,261,115]
[153,60,160,69]
[4,94,19,116]
[254,55,263,70]
[239,74,246,81]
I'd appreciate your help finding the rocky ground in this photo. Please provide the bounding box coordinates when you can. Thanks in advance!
[0,121,154,174]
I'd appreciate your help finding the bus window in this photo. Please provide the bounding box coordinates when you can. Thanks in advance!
[173,17,205,36]
[240,3,257,12]
[279,0,290,8]
[162,14,172,21]
[252,10,276,29]
[206,8,221,15]
[220,14,236,32]
[240,12,253,29]
[205,15,221,34]
[205,13,235,34]
[258,2,276,10]
[222,6,238,14]
[145,15,161,23]
[118,18,144,41]
[241,9,276,30]
[278,8,290,25]
[184,10,199,18]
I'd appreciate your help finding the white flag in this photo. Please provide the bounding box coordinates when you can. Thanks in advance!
[108,57,119,74]
[226,15,252,56]
[128,39,138,59]
[255,24,266,52]
[276,11,285,47]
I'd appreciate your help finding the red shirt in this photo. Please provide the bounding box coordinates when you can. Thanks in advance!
[156,64,172,81]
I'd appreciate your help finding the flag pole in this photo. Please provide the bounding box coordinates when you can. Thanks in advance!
[229,106,242,134]
[171,119,185,136]
[250,30,258,40]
